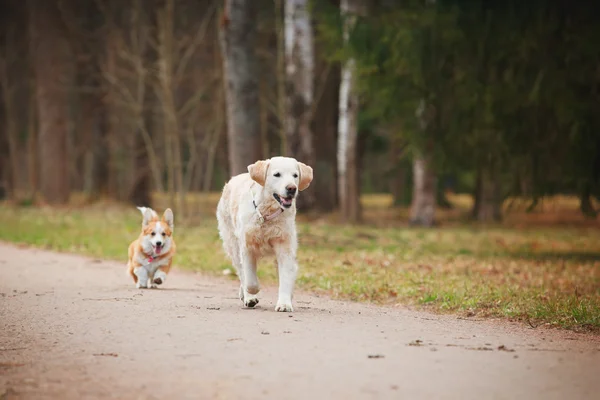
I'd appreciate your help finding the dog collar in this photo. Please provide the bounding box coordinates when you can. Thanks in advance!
[147,256,154,263]
[253,200,284,224]
[251,188,284,224]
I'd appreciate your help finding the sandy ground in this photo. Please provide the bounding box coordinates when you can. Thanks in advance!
[0,243,599,400]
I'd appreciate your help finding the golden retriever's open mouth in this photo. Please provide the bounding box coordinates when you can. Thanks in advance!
[273,193,294,208]
[154,244,163,254]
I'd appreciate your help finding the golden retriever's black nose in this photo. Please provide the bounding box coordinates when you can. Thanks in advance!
[156,241,163,247]
[286,185,297,196]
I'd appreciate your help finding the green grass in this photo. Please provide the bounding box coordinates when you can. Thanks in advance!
[1,196,599,332]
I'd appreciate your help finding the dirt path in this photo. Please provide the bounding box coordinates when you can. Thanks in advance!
[0,243,598,400]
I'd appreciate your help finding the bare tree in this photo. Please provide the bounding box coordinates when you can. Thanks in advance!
[98,0,162,195]
[155,0,218,216]
[30,0,73,204]
[337,0,364,223]
[219,0,262,176]
[284,0,316,209]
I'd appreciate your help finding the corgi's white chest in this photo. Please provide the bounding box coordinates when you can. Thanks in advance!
[136,254,170,275]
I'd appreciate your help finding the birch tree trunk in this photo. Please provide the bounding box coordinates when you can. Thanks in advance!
[409,155,436,226]
[284,0,315,210]
[409,100,437,226]
[219,0,261,176]
[337,0,364,223]
[30,0,72,204]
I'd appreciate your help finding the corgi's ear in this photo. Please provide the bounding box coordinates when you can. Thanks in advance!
[162,208,174,230]
[142,208,154,228]
[247,159,270,186]
[298,162,313,191]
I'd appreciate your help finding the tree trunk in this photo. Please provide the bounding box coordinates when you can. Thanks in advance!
[30,0,72,204]
[0,60,19,200]
[409,155,436,226]
[337,0,364,223]
[284,0,316,211]
[27,79,38,198]
[157,0,185,216]
[129,136,152,207]
[219,0,261,176]
[474,164,502,222]
[579,182,597,218]
[203,86,225,192]
[26,1,38,199]
[80,88,109,200]
[128,92,153,207]
[390,167,407,206]
[388,135,407,206]
[0,101,8,199]
[471,167,482,218]
[410,98,437,226]
[312,60,340,212]
[274,0,286,155]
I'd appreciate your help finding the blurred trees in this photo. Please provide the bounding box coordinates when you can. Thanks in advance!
[318,0,600,222]
[0,0,598,222]
[30,1,73,204]
[220,0,261,176]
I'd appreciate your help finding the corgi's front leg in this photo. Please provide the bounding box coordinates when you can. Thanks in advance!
[151,262,172,288]
[151,270,167,288]
[134,266,149,289]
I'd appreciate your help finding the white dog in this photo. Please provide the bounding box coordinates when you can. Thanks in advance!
[216,156,313,312]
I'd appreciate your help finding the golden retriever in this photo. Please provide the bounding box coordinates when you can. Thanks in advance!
[216,157,313,311]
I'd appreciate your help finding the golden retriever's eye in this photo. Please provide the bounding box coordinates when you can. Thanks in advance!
[274,172,281,177]
[151,232,156,236]
[293,173,298,178]
[162,232,166,237]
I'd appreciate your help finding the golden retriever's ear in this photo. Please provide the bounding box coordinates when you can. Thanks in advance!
[298,162,313,191]
[247,160,270,186]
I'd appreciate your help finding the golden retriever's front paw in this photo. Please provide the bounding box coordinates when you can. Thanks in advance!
[275,302,293,312]
[244,297,259,308]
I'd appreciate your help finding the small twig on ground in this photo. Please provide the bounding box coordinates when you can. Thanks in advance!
[83,298,134,301]
[0,347,27,352]
[527,318,540,329]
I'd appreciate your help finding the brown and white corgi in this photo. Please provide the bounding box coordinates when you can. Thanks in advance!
[127,207,176,289]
